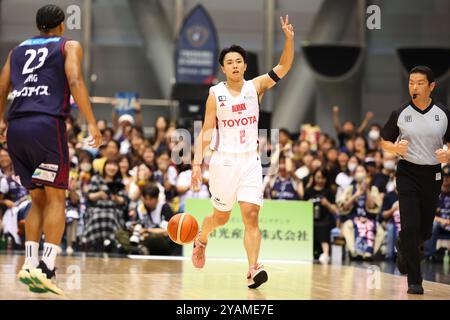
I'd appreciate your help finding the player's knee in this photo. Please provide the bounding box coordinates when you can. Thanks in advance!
[213,213,230,226]
[243,211,259,229]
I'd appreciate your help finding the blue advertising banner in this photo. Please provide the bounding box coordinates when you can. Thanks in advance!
[113,92,139,116]
[175,5,219,84]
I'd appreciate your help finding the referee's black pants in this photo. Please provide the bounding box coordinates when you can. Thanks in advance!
[396,160,442,285]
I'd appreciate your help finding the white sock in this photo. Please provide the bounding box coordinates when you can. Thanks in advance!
[42,242,59,270]
[25,241,39,268]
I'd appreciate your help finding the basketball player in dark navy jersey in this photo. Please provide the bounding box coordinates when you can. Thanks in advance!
[0,5,102,294]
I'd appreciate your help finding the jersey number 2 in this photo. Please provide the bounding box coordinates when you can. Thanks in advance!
[22,48,48,75]
[240,130,246,144]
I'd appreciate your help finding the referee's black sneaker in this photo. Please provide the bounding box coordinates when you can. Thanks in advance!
[407,283,424,295]
[395,238,408,274]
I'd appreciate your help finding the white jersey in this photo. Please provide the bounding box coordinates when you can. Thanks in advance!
[209,80,259,153]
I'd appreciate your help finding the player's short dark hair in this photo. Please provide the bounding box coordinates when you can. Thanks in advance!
[219,45,247,66]
[36,4,65,32]
[141,183,160,199]
[409,65,435,84]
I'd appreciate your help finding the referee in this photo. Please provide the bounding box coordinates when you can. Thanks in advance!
[381,65,450,295]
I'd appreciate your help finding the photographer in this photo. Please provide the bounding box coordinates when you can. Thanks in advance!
[118,183,179,255]
[83,158,128,252]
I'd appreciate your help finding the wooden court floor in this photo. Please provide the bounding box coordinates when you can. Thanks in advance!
[0,254,449,300]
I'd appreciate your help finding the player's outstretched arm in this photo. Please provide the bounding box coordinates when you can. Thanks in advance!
[191,92,217,191]
[253,14,295,96]
[0,52,12,122]
[64,40,102,148]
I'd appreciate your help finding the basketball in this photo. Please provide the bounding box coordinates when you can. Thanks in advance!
[167,213,199,245]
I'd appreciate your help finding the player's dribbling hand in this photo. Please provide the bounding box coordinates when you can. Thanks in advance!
[191,164,202,192]
[88,122,103,148]
[435,148,449,164]
[395,140,409,156]
[280,15,294,39]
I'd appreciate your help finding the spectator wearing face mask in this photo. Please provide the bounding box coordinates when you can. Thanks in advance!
[335,155,359,201]
[373,152,397,195]
[294,153,314,181]
[78,152,94,194]
[337,165,384,260]
[367,124,382,152]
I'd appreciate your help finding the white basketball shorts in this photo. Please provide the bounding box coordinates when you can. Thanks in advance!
[208,151,263,212]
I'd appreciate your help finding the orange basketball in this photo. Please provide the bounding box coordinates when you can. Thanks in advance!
[167,213,199,245]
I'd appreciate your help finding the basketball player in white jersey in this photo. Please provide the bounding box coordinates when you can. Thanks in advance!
[191,15,295,289]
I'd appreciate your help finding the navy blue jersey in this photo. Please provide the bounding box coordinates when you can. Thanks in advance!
[8,36,70,121]
[270,176,299,200]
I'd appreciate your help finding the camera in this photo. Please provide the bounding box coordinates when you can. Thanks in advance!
[107,181,125,194]
[129,224,143,245]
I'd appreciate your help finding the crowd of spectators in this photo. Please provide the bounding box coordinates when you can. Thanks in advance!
[1,103,449,264]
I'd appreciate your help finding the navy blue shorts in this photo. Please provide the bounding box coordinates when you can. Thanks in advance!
[7,114,69,190]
